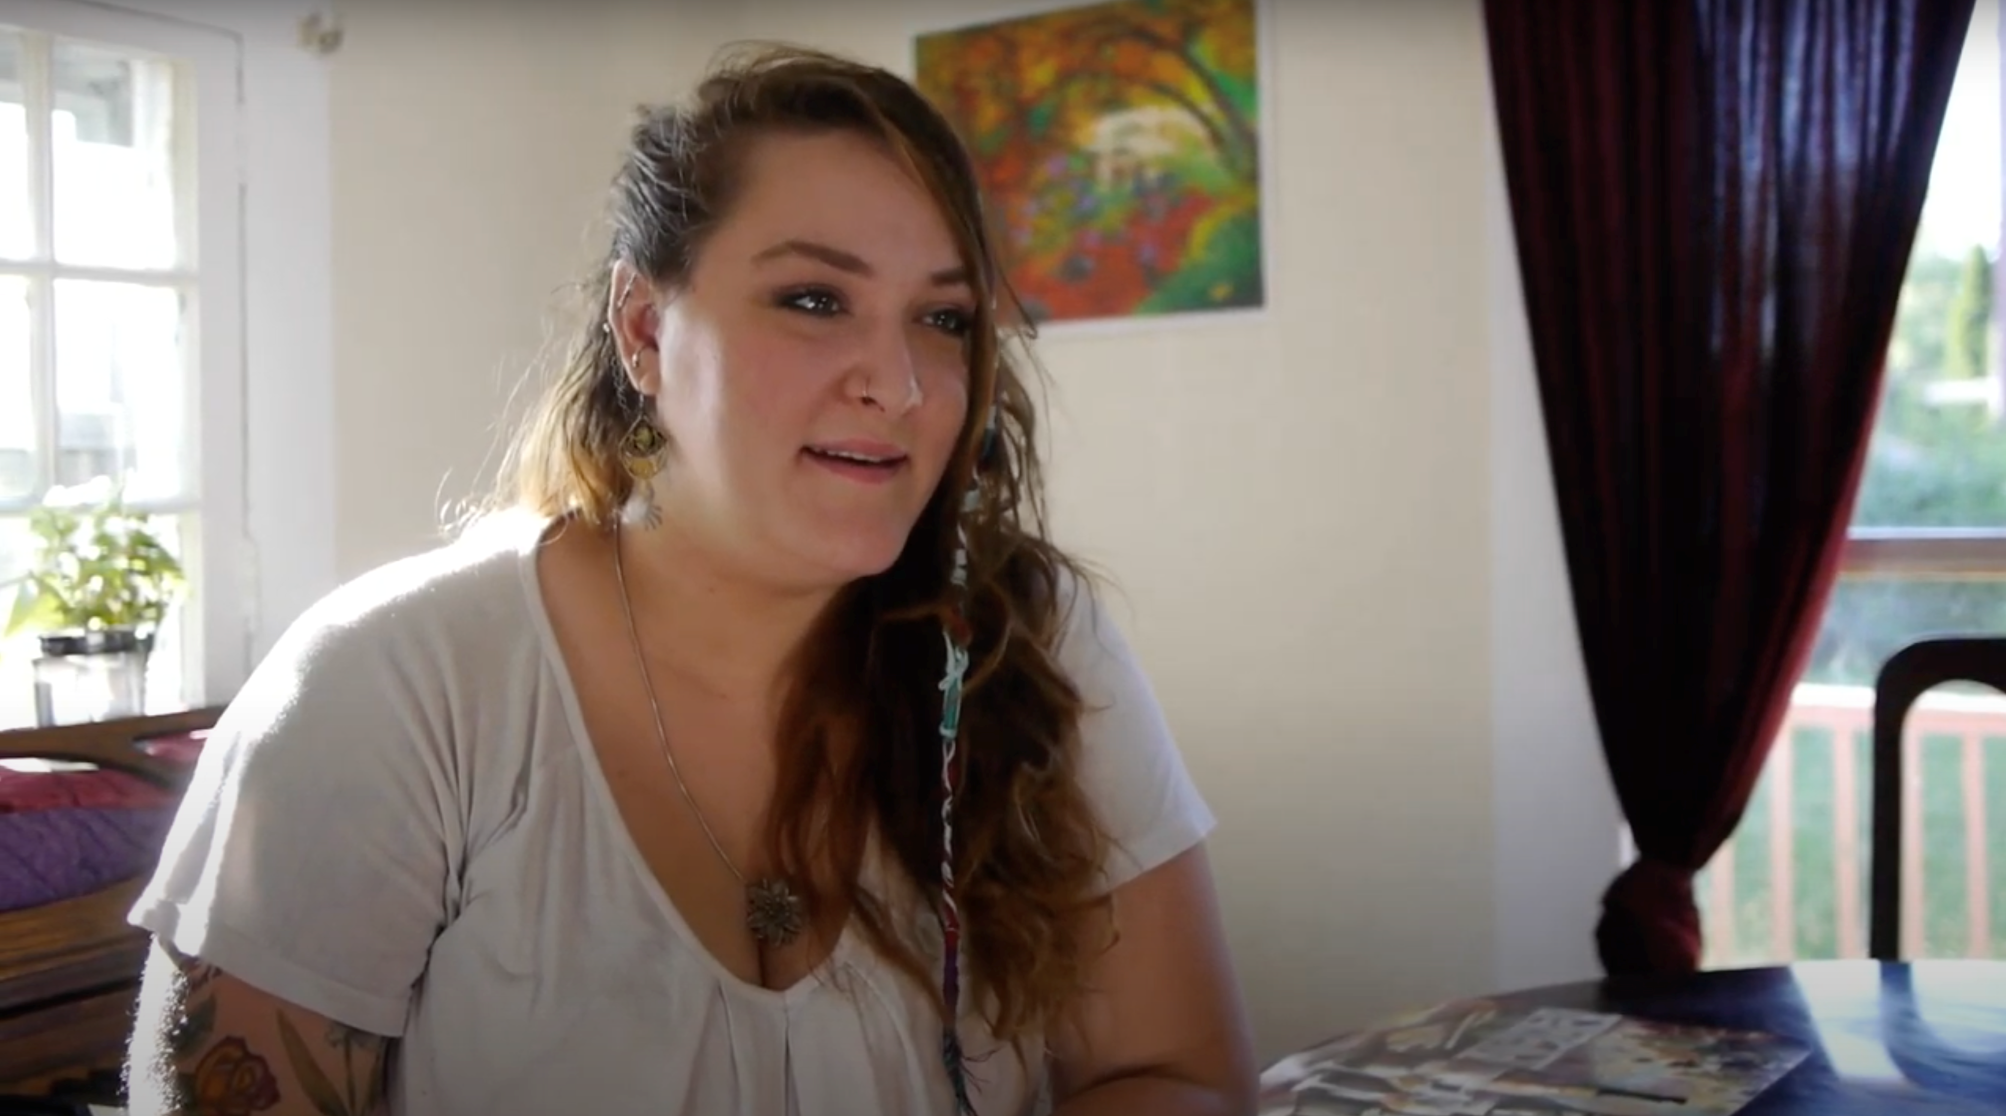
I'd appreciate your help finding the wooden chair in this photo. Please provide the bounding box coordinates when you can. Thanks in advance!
[1869,637,2006,961]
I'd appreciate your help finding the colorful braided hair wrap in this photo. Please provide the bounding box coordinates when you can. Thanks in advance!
[935,411,996,1115]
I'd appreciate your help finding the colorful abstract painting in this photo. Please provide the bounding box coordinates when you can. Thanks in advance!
[915,0,1263,326]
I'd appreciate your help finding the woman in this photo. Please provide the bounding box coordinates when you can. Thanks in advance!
[125,44,1255,1116]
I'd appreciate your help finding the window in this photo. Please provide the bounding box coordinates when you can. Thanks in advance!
[1703,8,2006,965]
[0,2,244,729]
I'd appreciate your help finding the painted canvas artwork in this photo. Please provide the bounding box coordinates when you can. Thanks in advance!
[915,0,1263,326]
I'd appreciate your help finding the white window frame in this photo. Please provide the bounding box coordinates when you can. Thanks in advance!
[1840,528,2006,578]
[0,0,338,709]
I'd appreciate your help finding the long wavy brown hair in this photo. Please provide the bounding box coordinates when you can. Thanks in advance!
[488,44,1113,1045]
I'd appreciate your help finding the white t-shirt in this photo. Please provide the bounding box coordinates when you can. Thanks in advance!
[129,510,1215,1116]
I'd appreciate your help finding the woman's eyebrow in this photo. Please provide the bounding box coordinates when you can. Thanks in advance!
[751,238,969,286]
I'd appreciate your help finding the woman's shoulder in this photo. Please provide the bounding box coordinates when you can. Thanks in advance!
[189,509,555,818]
[261,508,548,691]
[297,509,542,639]
[1037,561,1217,888]
[1043,561,1126,679]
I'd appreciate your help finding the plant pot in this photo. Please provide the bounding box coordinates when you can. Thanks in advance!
[31,627,154,727]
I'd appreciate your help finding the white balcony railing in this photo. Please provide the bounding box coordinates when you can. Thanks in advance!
[1700,682,2006,966]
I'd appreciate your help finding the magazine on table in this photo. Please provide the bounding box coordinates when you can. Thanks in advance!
[1258,997,1810,1116]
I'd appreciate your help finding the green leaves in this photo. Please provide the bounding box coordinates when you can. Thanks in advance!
[3,575,62,638]
[1,481,185,638]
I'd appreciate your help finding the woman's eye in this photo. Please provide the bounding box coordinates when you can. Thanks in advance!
[779,288,843,316]
[926,307,974,337]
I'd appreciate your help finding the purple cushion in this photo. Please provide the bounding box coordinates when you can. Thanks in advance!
[0,806,175,913]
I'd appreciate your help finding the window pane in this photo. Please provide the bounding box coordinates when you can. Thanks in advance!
[0,509,27,586]
[1806,576,2006,688]
[0,32,32,260]
[54,279,188,500]
[51,41,179,270]
[1862,16,2003,530]
[0,275,30,500]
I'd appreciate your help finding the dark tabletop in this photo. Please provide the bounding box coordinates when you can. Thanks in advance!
[1492,961,2006,1115]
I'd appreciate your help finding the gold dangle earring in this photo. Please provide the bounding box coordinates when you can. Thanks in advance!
[619,352,668,531]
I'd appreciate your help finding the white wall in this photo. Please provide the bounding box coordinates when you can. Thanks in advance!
[1481,76,1627,994]
[321,0,1619,1065]
[326,0,721,573]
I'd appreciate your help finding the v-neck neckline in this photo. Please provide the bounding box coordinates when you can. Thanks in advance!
[514,512,860,1006]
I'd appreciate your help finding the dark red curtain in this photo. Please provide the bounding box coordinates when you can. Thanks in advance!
[1483,0,1974,974]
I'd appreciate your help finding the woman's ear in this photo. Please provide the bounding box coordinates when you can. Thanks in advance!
[607,260,662,396]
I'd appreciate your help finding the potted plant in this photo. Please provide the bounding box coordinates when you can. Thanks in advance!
[3,478,185,725]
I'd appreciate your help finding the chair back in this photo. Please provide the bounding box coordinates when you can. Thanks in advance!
[1870,637,2006,960]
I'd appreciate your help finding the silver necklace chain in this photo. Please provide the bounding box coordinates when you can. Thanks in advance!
[610,523,807,947]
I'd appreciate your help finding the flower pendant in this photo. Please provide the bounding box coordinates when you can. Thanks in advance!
[746,877,807,947]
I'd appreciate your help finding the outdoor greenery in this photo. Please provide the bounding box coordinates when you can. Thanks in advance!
[1801,244,2006,688]
[1705,724,2006,966]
